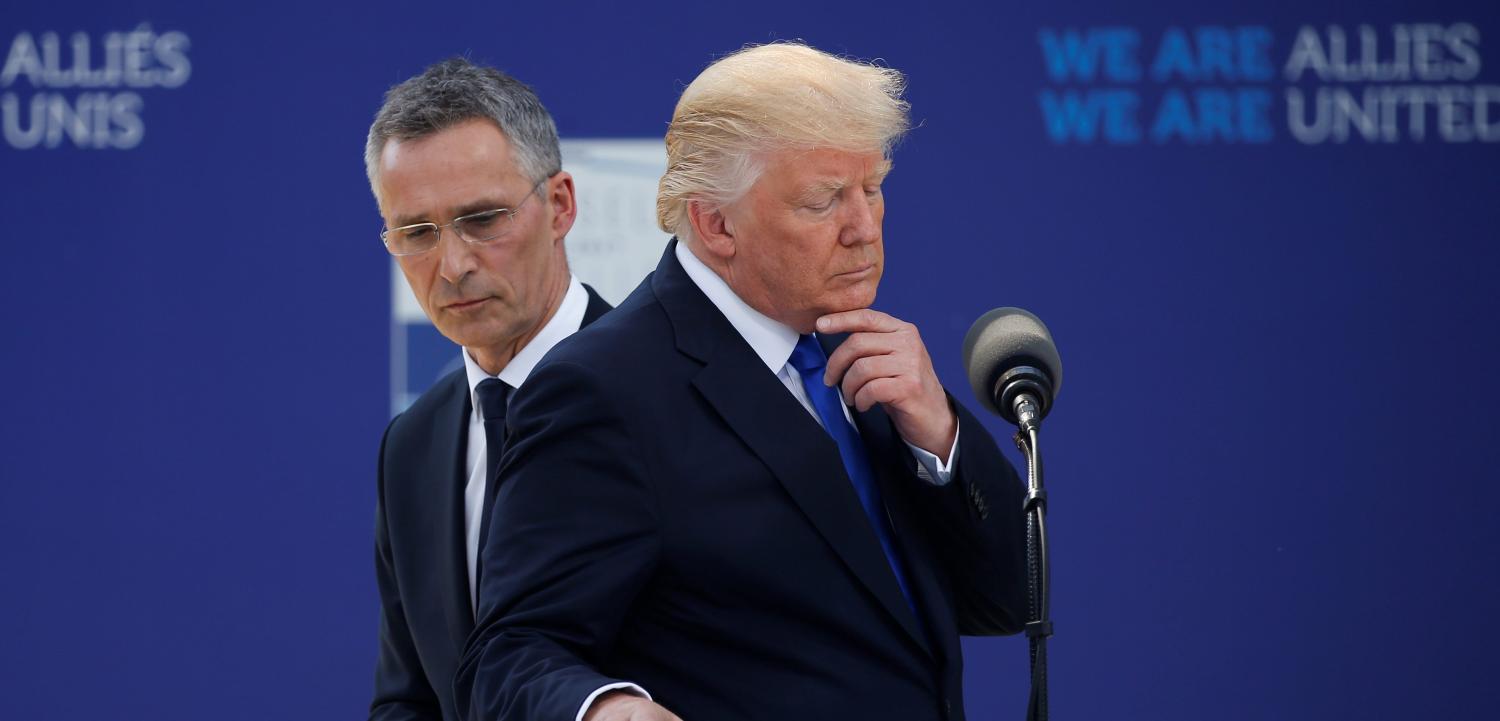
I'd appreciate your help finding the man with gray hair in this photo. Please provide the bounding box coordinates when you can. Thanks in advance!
[456,43,1026,721]
[367,57,611,721]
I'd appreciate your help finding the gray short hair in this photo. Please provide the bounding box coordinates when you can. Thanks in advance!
[365,57,561,203]
[657,42,910,239]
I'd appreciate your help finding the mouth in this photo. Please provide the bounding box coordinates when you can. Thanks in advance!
[444,297,492,311]
[834,264,876,280]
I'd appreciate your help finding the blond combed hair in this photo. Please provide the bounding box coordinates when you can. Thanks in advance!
[656,42,911,238]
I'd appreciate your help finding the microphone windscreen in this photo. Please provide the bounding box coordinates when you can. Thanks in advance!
[961,307,1063,415]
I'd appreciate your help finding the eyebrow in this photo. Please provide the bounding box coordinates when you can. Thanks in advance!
[794,162,894,203]
[796,181,845,203]
[391,198,510,228]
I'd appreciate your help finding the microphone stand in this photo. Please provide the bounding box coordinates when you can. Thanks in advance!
[1011,394,1052,721]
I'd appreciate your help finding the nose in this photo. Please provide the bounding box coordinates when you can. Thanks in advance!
[436,224,479,285]
[840,190,881,247]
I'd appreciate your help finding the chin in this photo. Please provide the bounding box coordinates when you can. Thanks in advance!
[434,319,490,349]
[841,284,879,311]
[433,326,475,349]
[812,293,878,324]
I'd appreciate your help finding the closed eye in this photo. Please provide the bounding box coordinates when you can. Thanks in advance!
[804,196,837,212]
[460,209,506,231]
[399,224,435,241]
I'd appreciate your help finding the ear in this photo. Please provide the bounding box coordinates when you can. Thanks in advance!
[545,171,578,242]
[686,198,736,260]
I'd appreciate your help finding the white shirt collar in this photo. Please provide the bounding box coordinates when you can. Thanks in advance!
[674,240,799,373]
[461,274,588,419]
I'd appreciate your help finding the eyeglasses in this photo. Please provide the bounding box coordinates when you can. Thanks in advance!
[381,179,547,257]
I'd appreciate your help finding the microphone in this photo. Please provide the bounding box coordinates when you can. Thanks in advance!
[961,307,1062,430]
[965,307,1062,721]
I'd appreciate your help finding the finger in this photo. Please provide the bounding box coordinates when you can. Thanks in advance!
[816,308,904,335]
[839,353,906,406]
[851,376,904,412]
[822,332,894,386]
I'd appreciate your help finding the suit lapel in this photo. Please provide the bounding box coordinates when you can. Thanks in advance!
[419,375,477,646]
[653,240,932,657]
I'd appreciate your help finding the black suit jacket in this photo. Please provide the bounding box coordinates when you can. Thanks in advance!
[371,285,611,721]
[455,242,1027,721]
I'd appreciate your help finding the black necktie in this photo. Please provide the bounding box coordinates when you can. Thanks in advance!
[474,378,511,592]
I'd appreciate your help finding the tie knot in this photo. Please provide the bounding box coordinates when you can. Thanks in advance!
[475,378,510,422]
[788,334,827,375]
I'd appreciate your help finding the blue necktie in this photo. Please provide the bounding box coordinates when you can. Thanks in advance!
[788,334,920,620]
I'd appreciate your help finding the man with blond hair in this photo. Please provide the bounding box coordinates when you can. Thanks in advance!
[456,43,1027,721]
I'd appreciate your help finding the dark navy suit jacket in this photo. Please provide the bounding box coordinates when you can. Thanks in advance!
[456,243,1026,721]
[370,286,611,721]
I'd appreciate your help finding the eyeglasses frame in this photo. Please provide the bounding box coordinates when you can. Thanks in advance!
[380,177,550,257]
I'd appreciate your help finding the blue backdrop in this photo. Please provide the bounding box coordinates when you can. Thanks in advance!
[3,1,1498,719]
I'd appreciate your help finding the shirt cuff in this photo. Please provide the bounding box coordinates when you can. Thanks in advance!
[904,418,960,486]
[576,682,652,721]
